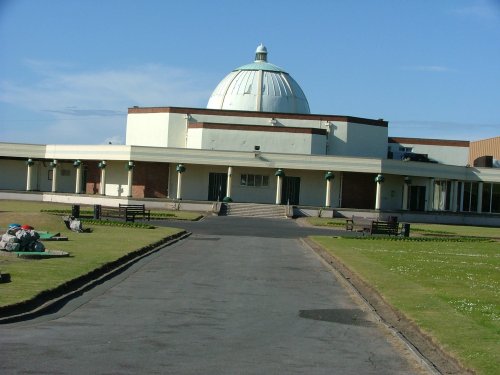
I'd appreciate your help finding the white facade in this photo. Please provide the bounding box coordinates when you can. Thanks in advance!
[388,138,469,166]
[126,107,388,159]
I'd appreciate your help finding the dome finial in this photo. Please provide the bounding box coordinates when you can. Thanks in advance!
[255,43,267,62]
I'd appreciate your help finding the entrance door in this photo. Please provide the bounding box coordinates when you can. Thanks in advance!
[281,176,300,205]
[409,186,426,211]
[208,173,227,201]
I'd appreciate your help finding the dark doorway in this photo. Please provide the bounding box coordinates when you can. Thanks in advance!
[281,176,300,205]
[208,173,227,201]
[341,172,376,209]
[81,166,88,193]
[409,186,426,211]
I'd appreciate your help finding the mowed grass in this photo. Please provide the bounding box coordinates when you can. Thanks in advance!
[306,217,500,238]
[310,236,499,375]
[0,200,186,307]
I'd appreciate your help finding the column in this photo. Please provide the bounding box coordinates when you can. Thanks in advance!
[477,182,483,213]
[176,164,186,200]
[74,160,82,194]
[426,178,435,211]
[459,182,465,212]
[224,166,233,202]
[127,161,134,198]
[374,174,384,210]
[275,169,284,204]
[324,171,334,207]
[51,160,58,193]
[450,180,458,212]
[98,161,107,195]
[402,177,411,210]
[26,159,34,191]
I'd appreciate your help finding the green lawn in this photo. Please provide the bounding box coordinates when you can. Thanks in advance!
[306,217,500,238]
[0,200,186,307]
[310,235,499,375]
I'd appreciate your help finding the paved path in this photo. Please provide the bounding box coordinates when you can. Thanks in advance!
[0,217,429,374]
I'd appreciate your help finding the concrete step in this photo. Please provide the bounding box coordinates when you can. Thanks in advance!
[225,203,287,219]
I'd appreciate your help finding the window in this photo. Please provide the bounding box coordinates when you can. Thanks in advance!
[434,180,452,211]
[240,174,270,187]
[482,183,500,213]
[462,182,478,212]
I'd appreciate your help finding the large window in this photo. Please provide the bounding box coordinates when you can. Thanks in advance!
[240,174,269,188]
[462,182,479,212]
[481,183,500,213]
[434,180,452,211]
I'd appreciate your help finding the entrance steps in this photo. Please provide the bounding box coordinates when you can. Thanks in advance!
[223,203,287,219]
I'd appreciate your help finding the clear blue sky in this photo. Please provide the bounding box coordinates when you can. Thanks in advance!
[1,0,499,145]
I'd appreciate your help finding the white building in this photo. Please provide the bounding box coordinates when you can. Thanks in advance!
[0,45,499,224]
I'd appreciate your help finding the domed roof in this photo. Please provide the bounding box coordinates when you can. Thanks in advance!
[207,44,310,114]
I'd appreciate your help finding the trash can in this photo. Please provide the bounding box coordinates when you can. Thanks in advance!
[71,204,80,218]
[93,204,101,220]
[402,223,411,237]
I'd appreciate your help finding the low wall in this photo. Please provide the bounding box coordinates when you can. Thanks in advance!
[0,191,213,213]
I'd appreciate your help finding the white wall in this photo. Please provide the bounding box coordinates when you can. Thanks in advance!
[331,122,388,158]
[379,174,404,210]
[126,113,171,147]
[388,142,469,166]
[0,159,26,190]
[127,111,389,159]
[103,161,130,197]
[186,127,326,155]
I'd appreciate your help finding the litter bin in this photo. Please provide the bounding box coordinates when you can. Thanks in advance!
[93,204,101,220]
[71,204,80,218]
[402,223,411,237]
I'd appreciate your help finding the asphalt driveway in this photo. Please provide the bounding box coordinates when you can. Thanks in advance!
[0,217,430,374]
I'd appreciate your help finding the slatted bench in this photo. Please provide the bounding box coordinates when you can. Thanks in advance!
[100,206,123,220]
[345,216,373,233]
[119,204,151,222]
[370,220,399,236]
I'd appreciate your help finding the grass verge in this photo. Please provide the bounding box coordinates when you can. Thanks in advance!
[310,235,499,375]
[305,217,500,238]
[0,201,184,308]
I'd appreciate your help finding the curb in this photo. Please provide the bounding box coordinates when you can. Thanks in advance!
[301,237,474,375]
[0,230,191,324]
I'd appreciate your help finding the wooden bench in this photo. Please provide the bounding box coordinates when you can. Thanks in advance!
[119,204,151,222]
[100,204,151,222]
[345,216,373,233]
[100,206,123,220]
[346,216,399,236]
[370,220,399,236]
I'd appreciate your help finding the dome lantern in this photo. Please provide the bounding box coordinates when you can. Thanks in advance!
[255,43,268,62]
